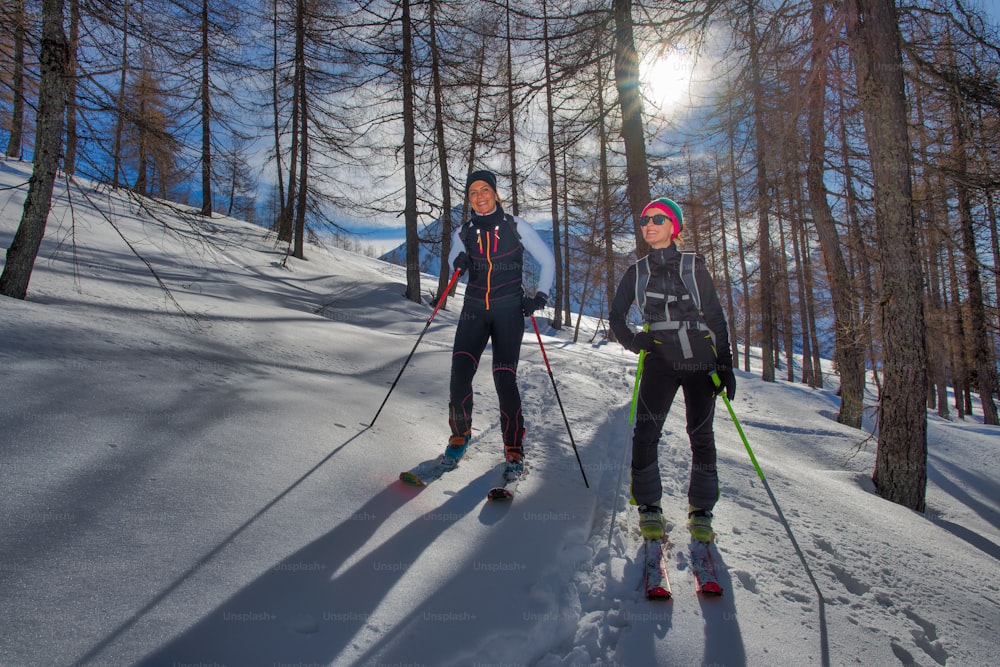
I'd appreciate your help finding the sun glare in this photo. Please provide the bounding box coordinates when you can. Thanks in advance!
[640,47,695,113]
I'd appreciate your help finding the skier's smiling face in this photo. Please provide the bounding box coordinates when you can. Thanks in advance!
[641,210,674,249]
[468,181,498,216]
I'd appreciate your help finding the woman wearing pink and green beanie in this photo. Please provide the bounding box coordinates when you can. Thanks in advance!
[609,197,736,543]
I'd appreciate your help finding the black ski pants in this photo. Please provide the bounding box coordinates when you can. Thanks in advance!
[449,304,525,450]
[631,354,719,512]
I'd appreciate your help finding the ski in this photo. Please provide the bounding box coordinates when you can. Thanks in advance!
[399,441,468,487]
[689,539,723,596]
[399,455,460,486]
[486,460,526,501]
[643,538,672,599]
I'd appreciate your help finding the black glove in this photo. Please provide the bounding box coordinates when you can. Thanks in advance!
[629,331,657,355]
[712,356,736,400]
[522,291,547,316]
[453,252,471,276]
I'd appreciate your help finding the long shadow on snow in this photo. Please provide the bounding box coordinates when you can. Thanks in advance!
[8,294,438,400]
[692,545,746,667]
[346,470,589,666]
[615,542,745,667]
[731,417,849,440]
[134,468,497,665]
[926,451,1000,562]
[928,450,1000,532]
[73,426,374,666]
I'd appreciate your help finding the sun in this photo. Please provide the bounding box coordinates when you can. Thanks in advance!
[640,47,695,112]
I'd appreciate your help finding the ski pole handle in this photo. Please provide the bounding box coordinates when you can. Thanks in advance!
[427,269,462,324]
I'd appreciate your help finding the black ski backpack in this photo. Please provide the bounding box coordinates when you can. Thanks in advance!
[633,251,714,359]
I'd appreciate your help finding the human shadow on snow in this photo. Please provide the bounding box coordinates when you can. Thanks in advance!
[72,425,374,665]
[131,468,497,665]
[689,543,747,667]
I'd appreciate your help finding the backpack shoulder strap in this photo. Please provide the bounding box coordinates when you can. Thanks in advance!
[633,256,650,314]
[460,219,475,250]
[679,251,703,314]
[504,213,522,242]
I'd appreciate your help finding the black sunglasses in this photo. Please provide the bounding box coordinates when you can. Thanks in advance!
[639,214,670,227]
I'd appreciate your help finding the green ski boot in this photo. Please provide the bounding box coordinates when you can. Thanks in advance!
[688,506,715,543]
[638,505,666,540]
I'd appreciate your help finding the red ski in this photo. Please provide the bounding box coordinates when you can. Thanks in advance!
[486,460,526,501]
[643,538,672,599]
[690,539,723,596]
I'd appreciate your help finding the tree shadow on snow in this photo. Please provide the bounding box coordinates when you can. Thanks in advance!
[131,469,496,665]
[926,452,1000,562]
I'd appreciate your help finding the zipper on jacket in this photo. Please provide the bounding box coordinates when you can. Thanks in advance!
[485,230,493,310]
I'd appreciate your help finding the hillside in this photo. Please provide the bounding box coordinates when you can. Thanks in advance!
[1,159,998,666]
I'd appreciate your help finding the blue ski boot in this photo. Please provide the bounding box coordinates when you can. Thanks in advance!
[442,431,470,468]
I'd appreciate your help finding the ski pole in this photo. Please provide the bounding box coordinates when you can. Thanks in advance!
[629,347,647,425]
[607,344,646,549]
[530,315,589,488]
[369,269,462,428]
[711,371,830,667]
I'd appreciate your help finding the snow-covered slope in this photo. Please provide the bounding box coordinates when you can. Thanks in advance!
[1,159,998,667]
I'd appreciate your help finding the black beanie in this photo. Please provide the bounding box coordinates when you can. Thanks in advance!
[466,169,497,194]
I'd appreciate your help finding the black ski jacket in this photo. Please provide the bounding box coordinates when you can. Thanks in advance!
[610,245,731,367]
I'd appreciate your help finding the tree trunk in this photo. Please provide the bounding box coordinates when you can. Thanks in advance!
[561,153,572,322]
[948,76,999,424]
[715,159,739,368]
[428,0,454,306]
[1,0,69,299]
[135,94,148,195]
[727,103,752,372]
[280,0,303,245]
[836,83,877,395]
[987,192,1000,386]
[989,192,1000,355]
[612,0,650,257]
[64,0,79,175]
[789,196,814,386]
[913,85,950,419]
[401,0,421,304]
[543,0,563,327]
[802,218,824,388]
[199,0,213,217]
[293,59,307,260]
[926,213,950,419]
[747,0,775,383]
[112,0,130,188]
[846,0,928,511]
[776,212,794,381]
[597,60,616,342]
[271,0,286,229]
[505,0,520,216]
[459,38,487,258]
[278,103,298,243]
[805,0,864,424]
[5,0,26,158]
[944,235,968,419]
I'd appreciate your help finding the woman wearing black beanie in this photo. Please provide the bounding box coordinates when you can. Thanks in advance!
[442,170,555,478]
